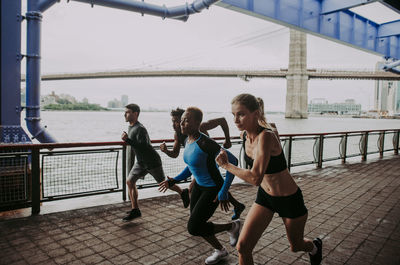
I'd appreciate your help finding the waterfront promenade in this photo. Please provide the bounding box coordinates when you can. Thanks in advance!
[1,155,399,265]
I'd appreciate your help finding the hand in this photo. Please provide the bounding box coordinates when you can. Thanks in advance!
[121,131,128,141]
[213,195,230,212]
[158,176,172,193]
[160,142,167,153]
[223,139,232,149]
[215,149,228,168]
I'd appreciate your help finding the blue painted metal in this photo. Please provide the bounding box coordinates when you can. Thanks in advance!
[320,0,376,15]
[218,0,400,61]
[25,0,57,143]
[382,59,400,74]
[71,0,220,21]
[21,0,220,144]
[0,0,31,143]
[35,0,59,12]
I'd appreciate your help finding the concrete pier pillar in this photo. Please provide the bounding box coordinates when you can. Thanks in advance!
[285,29,308,119]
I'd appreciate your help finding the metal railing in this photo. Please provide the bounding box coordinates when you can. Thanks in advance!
[0,129,399,215]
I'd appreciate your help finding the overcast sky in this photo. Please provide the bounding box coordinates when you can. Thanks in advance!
[20,0,393,111]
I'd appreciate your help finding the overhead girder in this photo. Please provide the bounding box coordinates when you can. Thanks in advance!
[218,0,400,62]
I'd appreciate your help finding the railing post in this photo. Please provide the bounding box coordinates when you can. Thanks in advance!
[284,136,292,172]
[31,148,40,215]
[378,131,385,157]
[340,133,348,164]
[317,135,324,168]
[394,130,399,155]
[360,132,368,161]
[122,145,127,201]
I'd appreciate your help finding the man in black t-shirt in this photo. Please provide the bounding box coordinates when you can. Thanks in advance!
[122,104,189,221]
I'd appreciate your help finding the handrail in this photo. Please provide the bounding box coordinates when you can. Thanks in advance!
[1,129,399,150]
[1,129,399,215]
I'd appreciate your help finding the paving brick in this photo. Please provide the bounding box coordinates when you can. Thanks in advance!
[1,156,400,265]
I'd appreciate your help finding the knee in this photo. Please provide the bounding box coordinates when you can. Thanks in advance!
[187,220,209,237]
[236,238,253,256]
[126,179,136,188]
[187,222,201,236]
[126,179,132,187]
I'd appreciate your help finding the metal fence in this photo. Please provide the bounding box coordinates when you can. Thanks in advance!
[0,129,399,215]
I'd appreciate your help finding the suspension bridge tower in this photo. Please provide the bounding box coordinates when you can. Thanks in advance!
[285,29,308,119]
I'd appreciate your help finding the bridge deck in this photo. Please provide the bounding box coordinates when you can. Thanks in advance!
[1,156,399,265]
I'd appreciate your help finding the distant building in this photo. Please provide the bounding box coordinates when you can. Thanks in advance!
[41,91,78,106]
[107,95,129,108]
[41,91,58,106]
[308,98,361,115]
[121,95,128,106]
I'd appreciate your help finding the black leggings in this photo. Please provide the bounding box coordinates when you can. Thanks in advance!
[187,183,219,237]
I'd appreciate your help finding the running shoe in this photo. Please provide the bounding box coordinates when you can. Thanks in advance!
[309,238,322,265]
[205,247,228,265]
[180,188,190,208]
[228,219,241,246]
[122,209,141,221]
[232,203,245,220]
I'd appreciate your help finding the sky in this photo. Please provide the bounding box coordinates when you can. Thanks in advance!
[20,0,397,112]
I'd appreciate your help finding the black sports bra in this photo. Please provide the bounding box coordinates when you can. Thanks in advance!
[242,130,287,174]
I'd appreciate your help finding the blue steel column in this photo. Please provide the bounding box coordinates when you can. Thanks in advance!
[25,2,56,143]
[0,0,30,143]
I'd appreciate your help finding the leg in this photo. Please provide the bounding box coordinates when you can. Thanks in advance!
[229,192,245,220]
[123,164,146,221]
[126,163,146,209]
[169,184,182,194]
[149,166,190,208]
[189,185,231,264]
[171,183,190,208]
[282,214,314,253]
[126,178,139,209]
[237,203,274,265]
[203,235,224,250]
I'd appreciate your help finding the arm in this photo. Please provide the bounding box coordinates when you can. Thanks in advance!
[159,166,192,193]
[160,132,181,158]
[124,127,149,148]
[200,117,231,148]
[167,166,192,186]
[216,131,274,186]
[217,149,238,201]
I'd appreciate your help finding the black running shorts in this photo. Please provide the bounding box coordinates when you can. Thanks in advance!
[255,187,308,218]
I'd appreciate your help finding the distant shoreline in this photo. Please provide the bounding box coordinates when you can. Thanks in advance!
[41,108,169,112]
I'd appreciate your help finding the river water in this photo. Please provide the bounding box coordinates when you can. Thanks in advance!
[18,110,399,205]
[22,110,400,143]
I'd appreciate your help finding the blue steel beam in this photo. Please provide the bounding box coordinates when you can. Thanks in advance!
[0,0,31,143]
[321,0,378,15]
[71,0,220,21]
[218,0,400,61]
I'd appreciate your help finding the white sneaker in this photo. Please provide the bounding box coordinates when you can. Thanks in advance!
[228,219,241,246]
[205,247,228,265]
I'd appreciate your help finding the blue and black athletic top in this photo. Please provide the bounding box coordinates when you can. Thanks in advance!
[171,133,238,200]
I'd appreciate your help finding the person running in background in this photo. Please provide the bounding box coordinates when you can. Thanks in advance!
[160,107,245,220]
[159,107,241,265]
[216,94,322,265]
[122,103,189,221]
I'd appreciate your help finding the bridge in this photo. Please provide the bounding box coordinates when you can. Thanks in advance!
[20,68,400,81]
[2,0,400,143]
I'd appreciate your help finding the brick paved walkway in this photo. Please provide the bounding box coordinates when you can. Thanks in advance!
[1,156,399,265]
